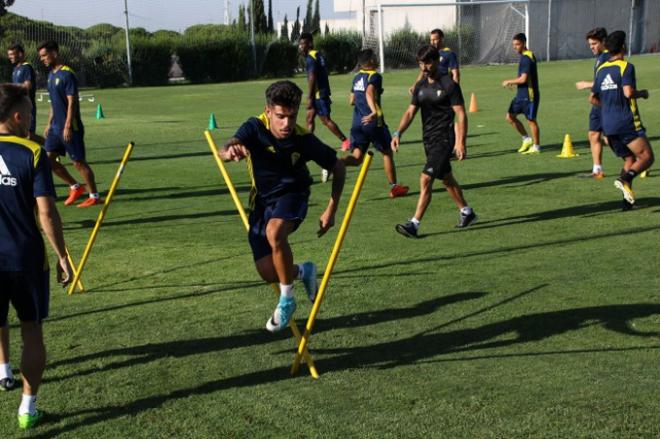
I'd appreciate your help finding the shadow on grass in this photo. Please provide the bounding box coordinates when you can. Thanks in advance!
[91,150,210,165]
[33,289,660,438]
[63,208,237,230]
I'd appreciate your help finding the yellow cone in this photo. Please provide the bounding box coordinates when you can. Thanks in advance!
[469,93,478,113]
[557,134,578,158]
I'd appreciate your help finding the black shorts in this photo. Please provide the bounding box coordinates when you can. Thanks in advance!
[248,192,309,261]
[422,132,455,179]
[508,97,539,121]
[0,270,50,326]
[45,128,86,161]
[606,130,645,158]
[350,122,392,153]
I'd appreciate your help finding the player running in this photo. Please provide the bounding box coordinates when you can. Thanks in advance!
[502,33,541,154]
[590,30,654,210]
[409,28,460,94]
[217,80,346,332]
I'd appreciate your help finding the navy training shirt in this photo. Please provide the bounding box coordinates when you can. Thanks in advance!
[305,50,331,99]
[516,50,539,102]
[438,47,459,77]
[47,66,84,132]
[592,59,644,135]
[351,69,385,127]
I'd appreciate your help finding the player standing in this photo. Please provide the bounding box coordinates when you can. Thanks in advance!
[7,44,38,138]
[409,28,460,94]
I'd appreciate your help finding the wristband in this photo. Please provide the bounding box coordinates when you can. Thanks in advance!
[392,130,401,138]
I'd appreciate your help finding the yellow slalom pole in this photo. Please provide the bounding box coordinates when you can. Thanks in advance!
[291,151,373,375]
[205,131,319,379]
[67,142,135,295]
[65,246,85,293]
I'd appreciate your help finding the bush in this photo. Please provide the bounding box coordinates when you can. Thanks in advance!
[82,42,125,88]
[314,31,362,73]
[384,29,425,69]
[129,36,173,86]
[258,37,298,78]
[177,33,251,83]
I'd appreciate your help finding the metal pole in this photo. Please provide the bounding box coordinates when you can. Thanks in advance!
[378,3,385,73]
[362,0,366,38]
[627,0,634,57]
[250,0,257,75]
[123,0,133,86]
[546,0,551,61]
[524,3,529,48]
[457,3,462,57]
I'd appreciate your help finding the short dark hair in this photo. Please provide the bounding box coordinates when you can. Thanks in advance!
[265,80,302,109]
[7,43,24,53]
[37,40,59,52]
[299,32,313,43]
[430,29,444,39]
[605,30,626,55]
[0,84,29,122]
[416,44,440,63]
[586,27,607,42]
[513,33,527,43]
[357,49,377,67]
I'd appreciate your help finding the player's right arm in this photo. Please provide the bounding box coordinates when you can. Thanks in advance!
[408,71,423,95]
[391,104,419,152]
[349,92,355,106]
[218,137,249,162]
[44,108,53,138]
[575,80,593,90]
[37,196,71,285]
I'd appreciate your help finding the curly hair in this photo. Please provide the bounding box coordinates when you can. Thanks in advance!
[265,80,303,109]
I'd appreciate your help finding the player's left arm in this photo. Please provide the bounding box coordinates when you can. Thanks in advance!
[449,52,460,83]
[63,74,79,143]
[576,80,594,90]
[503,72,527,87]
[218,136,249,162]
[361,84,379,125]
[453,104,467,160]
[318,159,345,237]
[621,64,648,99]
[349,92,355,106]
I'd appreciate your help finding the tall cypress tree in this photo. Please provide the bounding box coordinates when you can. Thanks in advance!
[302,0,313,33]
[280,14,289,41]
[291,6,301,41]
[267,0,274,34]
[237,4,247,33]
[312,0,321,34]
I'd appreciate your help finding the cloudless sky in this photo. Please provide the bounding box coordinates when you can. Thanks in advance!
[9,0,356,32]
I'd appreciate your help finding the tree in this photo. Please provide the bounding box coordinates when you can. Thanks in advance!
[324,23,330,36]
[312,0,321,34]
[237,4,247,33]
[267,0,274,34]
[302,0,313,33]
[280,14,289,41]
[253,0,267,34]
[291,6,301,41]
[0,0,15,17]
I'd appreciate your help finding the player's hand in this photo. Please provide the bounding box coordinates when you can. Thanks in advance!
[575,81,590,90]
[306,98,314,111]
[361,113,376,125]
[63,126,72,143]
[454,144,466,161]
[220,144,249,162]
[317,209,335,237]
[408,85,415,95]
[502,80,510,88]
[391,135,400,152]
[43,125,50,138]
[57,256,72,286]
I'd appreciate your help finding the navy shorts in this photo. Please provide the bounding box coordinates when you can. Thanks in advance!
[248,192,309,261]
[589,106,602,132]
[0,270,50,326]
[606,130,645,158]
[350,122,392,153]
[29,107,36,134]
[313,97,332,117]
[508,97,539,121]
[45,129,86,161]
[422,131,455,179]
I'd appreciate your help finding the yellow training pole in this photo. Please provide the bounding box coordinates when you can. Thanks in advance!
[291,151,373,375]
[67,142,135,295]
[205,131,319,379]
[65,246,85,293]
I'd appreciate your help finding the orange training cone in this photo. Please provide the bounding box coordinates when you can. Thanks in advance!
[469,93,478,113]
[557,134,578,158]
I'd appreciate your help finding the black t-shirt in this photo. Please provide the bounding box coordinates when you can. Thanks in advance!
[411,72,464,142]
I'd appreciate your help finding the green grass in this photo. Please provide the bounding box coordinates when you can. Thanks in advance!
[2,55,659,438]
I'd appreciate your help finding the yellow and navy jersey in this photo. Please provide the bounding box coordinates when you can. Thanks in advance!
[516,50,539,102]
[305,50,331,99]
[438,47,459,76]
[593,60,644,135]
[351,69,384,127]
[47,65,84,132]
[233,114,337,202]
[12,62,37,106]
[0,136,56,271]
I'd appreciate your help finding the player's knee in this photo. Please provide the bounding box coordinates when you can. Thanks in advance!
[505,113,514,123]
[265,225,288,249]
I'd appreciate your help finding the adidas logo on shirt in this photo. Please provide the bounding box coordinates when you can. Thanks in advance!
[0,154,18,187]
[600,74,618,91]
[353,78,366,92]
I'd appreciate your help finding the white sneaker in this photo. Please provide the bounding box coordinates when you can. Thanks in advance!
[521,145,541,154]
[321,169,329,183]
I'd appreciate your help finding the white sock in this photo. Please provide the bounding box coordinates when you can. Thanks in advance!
[523,136,532,141]
[390,182,398,188]
[532,144,540,149]
[90,193,100,199]
[295,264,304,279]
[70,183,80,190]
[461,206,473,215]
[0,362,12,380]
[410,217,420,228]
[18,394,37,416]
[593,165,602,173]
[279,283,294,299]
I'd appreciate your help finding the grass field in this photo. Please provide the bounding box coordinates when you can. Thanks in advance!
[2,55,659,438]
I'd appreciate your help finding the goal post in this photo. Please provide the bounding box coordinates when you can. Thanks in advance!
[368,0,529,73]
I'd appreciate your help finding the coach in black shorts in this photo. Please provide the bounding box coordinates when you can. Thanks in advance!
[391,45,477,238]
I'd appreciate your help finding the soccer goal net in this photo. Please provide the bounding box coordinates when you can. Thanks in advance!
[362,0,529,72]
